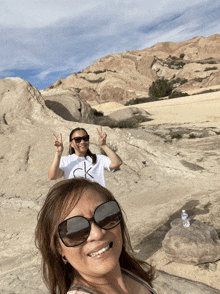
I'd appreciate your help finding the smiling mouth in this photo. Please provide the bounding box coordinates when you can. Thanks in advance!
[88,242,113,258]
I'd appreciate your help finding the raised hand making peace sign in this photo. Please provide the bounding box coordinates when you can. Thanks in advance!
[52,133,64,155]
[96,126,107,146]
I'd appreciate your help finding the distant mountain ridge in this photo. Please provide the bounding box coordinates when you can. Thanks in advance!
[43,34,220,105]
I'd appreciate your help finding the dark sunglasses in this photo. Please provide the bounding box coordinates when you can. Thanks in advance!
[58,200,122,247]
[70,135,90,143]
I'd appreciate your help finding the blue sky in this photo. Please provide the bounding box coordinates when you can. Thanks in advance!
[1,0,220,90]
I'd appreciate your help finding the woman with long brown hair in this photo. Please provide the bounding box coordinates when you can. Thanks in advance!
[48,126,122,187]
[35,178,156,294]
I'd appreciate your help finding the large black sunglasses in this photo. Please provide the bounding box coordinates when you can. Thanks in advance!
[70,135,90,143]
[58,200,122,247]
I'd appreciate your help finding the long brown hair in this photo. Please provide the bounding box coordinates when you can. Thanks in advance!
[69,128,97,164]
[35,178,154,294]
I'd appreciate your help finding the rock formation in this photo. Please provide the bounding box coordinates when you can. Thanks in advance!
[1,61,220,292]
[41,88,95,123]
[43,34,220,105]
[162,219,220,265]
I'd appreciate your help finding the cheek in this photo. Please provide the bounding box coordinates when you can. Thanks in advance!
[61,243,83,267]
[113,226,123,251]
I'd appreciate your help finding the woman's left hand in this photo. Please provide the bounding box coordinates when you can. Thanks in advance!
[96,126,107,146]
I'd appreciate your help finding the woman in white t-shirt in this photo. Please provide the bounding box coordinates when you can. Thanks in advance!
[48,127,122,187]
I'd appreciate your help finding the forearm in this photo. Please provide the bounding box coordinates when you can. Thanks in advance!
[48,153,63,180]
[101,145,122,169]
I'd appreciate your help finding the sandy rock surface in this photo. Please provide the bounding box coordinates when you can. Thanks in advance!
[0,78,220,293]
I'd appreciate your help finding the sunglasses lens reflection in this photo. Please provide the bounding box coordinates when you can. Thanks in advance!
[72,135,89,143]
[95,201,121,230]
[59,201,121,247]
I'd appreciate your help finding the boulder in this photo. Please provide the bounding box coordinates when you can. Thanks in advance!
[153,270,220,294]
[162,219,220,265]
[0,77,50,126]
[41,88,95,123]
[108,107,151,122]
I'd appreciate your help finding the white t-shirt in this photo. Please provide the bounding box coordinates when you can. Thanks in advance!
[59,154,111,187]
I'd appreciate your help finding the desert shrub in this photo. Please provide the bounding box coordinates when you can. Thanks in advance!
[149,79,173,98]
[180,78,188,85]
[125,96,158,106]
[204,67,218,71]
[92,109,104,117]
[189,133,196,139]
[193,88,220,95]
[176,61,186,68]
[180,53,185,59]
[166,56,185,68]
[171,133,182,140]
[169,91,189,99]
[74,88,81,93]
[193,77,204,82]
[207,60,217,64]
[94,69,107,74]
[170,78,188,87]
[87,77,105,83]
[170,77,181,87]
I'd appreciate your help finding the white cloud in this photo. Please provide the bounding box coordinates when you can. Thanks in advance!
[1,0,220,89]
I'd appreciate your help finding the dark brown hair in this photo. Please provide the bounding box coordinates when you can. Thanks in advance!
[69,128,97,164]
[35,178,154,294]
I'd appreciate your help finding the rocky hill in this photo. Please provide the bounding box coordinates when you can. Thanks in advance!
[43,34,220,105]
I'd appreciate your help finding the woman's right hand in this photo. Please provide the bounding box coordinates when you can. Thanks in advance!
[52,133,63,155]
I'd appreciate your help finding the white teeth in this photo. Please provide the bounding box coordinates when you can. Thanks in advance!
[88,244,110,257]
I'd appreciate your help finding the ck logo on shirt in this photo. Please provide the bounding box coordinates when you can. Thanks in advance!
[72,162,94,179]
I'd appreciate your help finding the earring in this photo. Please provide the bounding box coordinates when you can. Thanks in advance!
[62,256,68,264]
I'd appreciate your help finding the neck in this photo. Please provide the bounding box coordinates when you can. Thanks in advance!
[75,151,87,157]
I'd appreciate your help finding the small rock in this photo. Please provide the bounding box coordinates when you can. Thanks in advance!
[209,262,217,272]
[162,219,220,265]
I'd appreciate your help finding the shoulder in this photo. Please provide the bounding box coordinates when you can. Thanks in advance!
[68,284,99,294]
[121,268,157,294]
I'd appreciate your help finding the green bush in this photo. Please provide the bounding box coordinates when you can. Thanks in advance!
[204,67,218,71]
[149,79,173,98]
[171,133,182,140]
[193,77,204,82]
[189,133,196,139]
[125,96,159,106]
[169,91,189,99]
[176,61,186,68]
[180,53,185,59]
[170,78,188,87]
[192,88,220,95]
[180,78,188,85]
[94,69,107,74]
[207,60,217,64]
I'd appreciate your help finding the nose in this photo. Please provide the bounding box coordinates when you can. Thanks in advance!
[87,221,106,242]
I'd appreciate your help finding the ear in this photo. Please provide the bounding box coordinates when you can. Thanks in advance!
[62,256,68,264]
[57,239,64,256]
